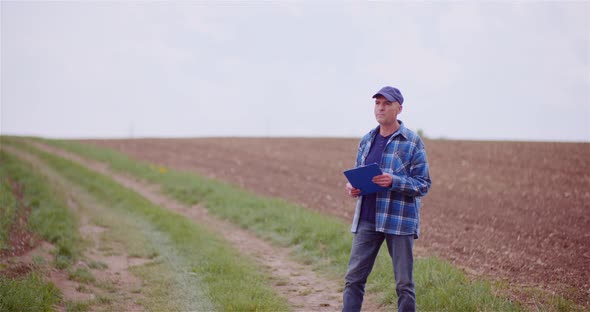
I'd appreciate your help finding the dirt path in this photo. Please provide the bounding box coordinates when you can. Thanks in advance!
[26,140,381,311]
[3,145,147,311]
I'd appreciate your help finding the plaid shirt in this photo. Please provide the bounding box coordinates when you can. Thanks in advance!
[350,121,431,238]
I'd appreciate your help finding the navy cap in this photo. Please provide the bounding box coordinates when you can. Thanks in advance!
[372,86,404,105]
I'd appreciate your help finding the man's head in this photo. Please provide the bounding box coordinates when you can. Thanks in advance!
[373,86,403,128]
[372,86,404,105]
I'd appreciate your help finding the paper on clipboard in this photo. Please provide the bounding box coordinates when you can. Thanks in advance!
[343,163,388,196]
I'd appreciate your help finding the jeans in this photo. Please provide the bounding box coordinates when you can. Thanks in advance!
[342,221,415,312]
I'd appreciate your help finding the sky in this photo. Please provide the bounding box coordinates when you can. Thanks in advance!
[1,1,589,142]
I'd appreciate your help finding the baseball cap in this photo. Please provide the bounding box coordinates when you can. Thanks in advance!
[372,86,404,105]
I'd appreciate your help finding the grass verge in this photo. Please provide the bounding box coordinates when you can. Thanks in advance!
[28,137,540,311]
[0,167,17,250]
[6,138,289,311]
[0,150,81,311]
[0,272,61,312]
[0,150,79,268]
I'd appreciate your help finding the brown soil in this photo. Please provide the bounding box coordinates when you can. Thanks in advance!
[0,177,42,279]
[0,178,41,260]
[81,137,590,306]
[27,140,380,311]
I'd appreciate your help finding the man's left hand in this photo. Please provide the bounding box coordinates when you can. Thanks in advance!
[372,173,393,188]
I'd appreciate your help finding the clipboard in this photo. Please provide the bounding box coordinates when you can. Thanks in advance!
[343,163,388,196]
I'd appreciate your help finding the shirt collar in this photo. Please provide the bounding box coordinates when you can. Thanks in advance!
[371,120,408,140]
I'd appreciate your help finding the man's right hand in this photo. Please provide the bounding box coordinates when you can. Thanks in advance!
[346,182,361,198]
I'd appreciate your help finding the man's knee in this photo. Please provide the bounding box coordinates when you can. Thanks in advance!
[396,279,415,298]
[344,266,369,285]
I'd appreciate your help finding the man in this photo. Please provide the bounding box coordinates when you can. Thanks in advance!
[343,86,431,312]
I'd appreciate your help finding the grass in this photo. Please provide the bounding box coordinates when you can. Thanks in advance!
[87,260,108,270]
[65,301,91,312]
[68,267,96,284]
[61,185,191,311]
[31,137,537,311]
[0,150,80,268]
[499,283,586,312]
[0,273,61,312]
[6,138,289,311]
[413,258,518,311]
[89,197,210,311]
[0,169,17,250]
[0,149,82,312]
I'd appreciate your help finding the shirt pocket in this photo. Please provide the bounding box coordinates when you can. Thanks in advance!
[391,151,411,174]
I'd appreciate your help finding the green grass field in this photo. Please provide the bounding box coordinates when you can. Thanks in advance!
[0,163,17,250]
[0,150,78,311]
[0,150,80,268]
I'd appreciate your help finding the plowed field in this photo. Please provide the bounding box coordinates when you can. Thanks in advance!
[82,138,590,305]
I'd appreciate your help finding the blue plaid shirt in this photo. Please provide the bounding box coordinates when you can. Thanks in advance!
[350,121,431,238]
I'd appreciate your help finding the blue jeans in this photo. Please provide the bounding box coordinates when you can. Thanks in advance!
[343,221,415,312]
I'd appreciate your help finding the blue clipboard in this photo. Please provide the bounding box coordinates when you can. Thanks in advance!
[343,163,388,196]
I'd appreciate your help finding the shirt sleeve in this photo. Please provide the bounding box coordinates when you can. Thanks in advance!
[355,137,367,167]
[390,147,431,196]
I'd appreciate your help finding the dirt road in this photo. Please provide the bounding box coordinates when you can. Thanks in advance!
[83,137,590,305]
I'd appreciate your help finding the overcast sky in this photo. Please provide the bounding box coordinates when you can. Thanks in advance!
[1,1,589,142]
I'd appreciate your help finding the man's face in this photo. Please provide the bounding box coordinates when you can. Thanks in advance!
[374,95,402,126]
